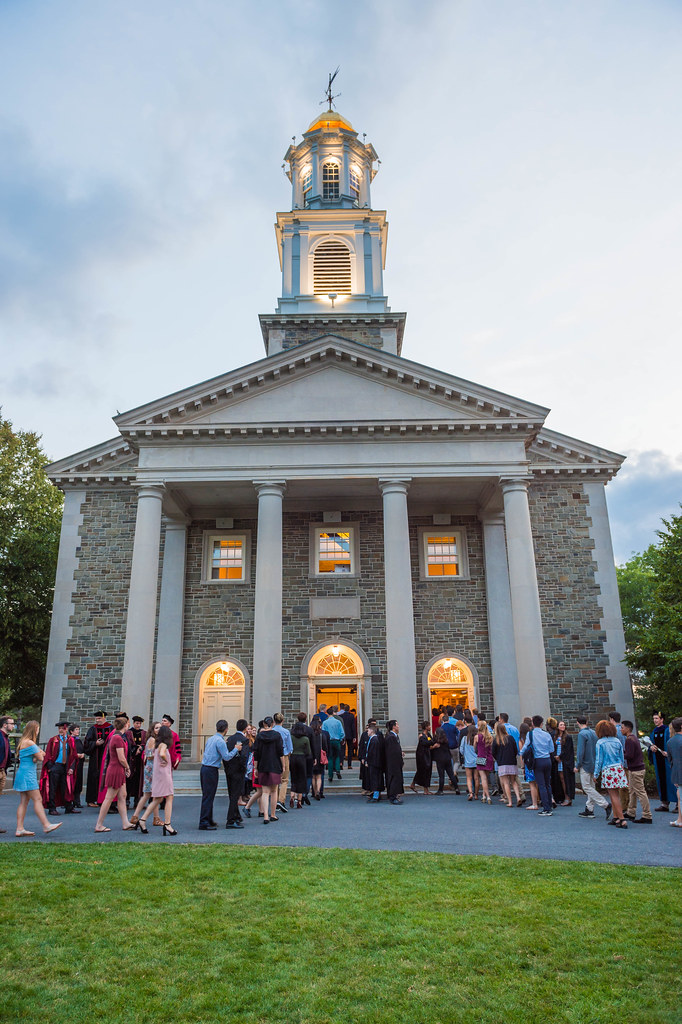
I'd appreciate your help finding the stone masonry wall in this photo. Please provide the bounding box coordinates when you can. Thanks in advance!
[62,488,137,723]
[529,480,613,721]
[280,322,386,351]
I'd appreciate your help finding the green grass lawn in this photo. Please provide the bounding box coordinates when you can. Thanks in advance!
[1,845,678,1024]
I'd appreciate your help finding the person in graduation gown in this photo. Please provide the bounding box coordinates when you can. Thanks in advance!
[384,720,405,805]
[410,722,435,794]
[39,722,79,813]
[649,712,675,811]
[358,719,376,793]
[365,724,385,802]
[68,725,86,808]
[83,711,113,806]
[162,714,183,768]
[125,717,147,806]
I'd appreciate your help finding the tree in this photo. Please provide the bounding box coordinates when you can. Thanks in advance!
[0,414,63,708]
[618,510,682,721]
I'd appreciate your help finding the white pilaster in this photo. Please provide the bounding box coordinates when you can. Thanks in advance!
[480,512,522,725]
[583,481,635,721]
[500,478,550,719]
[252,480,286,721]
[40,488,86,734]
[152,519,187,724]
[120,485,164,718]
[379,478,419,748]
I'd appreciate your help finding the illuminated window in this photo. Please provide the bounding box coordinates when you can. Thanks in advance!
[205,662,245,687]
[313,649,360,675]
[301,166,312,202]
[349,166,361,201]
[313,240,351,295]
[310,524,358,576]
[418,528,468,580]
[203,532,251,584]
[322,161,340,200]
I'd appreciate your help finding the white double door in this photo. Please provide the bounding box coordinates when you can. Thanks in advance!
[199,686,245,756]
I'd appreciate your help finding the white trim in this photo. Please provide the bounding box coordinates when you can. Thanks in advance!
[309,522,360,578]
[421,652,480,723]
[201,530,251,584]
[299,638,372,725]
[192,655,251,762]
[417,526,469,580]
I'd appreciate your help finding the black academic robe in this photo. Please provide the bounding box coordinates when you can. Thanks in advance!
[413,733,434,787]
[365,734,385,793]
[125,728,147,800]
[72,736,85,802]
[384,731,404,798]
[358,729,370,788]
[551,733,576,802]
[83,722,113,803]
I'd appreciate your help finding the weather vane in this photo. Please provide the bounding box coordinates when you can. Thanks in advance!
[321,67,341,110]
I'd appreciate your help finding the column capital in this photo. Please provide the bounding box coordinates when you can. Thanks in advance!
[478,511,505,527]
[253,480,287,499]
[133,483,165,501]
[499,476,532,496]
[162,516,189,531]
[378,477,412,496]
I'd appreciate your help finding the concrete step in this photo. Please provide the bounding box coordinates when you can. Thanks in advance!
[171,765,467,796]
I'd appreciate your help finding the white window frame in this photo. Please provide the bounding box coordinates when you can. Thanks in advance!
[309,523,360,578]
[202,530,251,584]
[418,527,469,581]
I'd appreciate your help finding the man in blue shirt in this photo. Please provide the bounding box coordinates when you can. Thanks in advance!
[273,712,293,813]
[529,716,555,815]
[499,713,520,745]
[199,720,241,830]
[322,707,345,781]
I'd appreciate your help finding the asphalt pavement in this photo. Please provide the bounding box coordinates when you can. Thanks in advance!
[1,790,680,867]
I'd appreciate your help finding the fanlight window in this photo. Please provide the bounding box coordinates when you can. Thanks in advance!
[205,662,245,687]
[322,161,340,200]
[313,240,351,295]
[428,658,466,686]
[313,651,360,675]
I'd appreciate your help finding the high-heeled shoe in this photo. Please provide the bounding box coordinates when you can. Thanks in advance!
[289,796,294,808]
[163,823,178,836]
[297,800,302,809]
[134,820,149,834]
[153,815,162,827]
[467,793,473,801]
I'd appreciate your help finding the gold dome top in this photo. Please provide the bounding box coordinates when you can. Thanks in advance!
[306,108,354,133]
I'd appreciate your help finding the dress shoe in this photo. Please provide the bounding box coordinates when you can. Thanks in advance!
[633,817,652,824]
[65,808,81,814]
[199,825,217,831]
[302,795,310,806]
[48,809,60,816]
[226,822,244,829]
[209,821,218,827]
[0,828,6,833]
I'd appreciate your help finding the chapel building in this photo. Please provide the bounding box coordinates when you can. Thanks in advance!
[41,105,634,754]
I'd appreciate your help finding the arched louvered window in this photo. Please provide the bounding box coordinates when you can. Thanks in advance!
[322,162,340,200]
[313,240,351,295]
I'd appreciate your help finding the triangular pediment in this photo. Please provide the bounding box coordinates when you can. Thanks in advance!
[529,428,625,475]
[46,437,138,482]
[114,337,549,435]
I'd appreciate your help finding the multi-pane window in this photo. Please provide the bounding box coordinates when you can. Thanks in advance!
[318,530,352,573]
[322,161,340,200]
[313,240,351,294]
[349,166,360,201]
[301,166,312,202]
[425,534,459,576]
[203,532,250,583]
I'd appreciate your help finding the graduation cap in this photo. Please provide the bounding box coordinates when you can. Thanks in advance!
[55,720,70,728]
[132,715,144,723]
[95,710,107,718]
[116,711,129,719]
[162,714,174,724]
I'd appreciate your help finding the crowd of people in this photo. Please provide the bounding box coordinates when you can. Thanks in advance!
[1,704,681,837]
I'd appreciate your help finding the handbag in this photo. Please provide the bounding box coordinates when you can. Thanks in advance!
[320,748,328,765]
[475,755,487,767]
[522,729,535,769]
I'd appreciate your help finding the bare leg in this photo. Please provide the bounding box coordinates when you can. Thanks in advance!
[512,776,523,802]
[610,791,624,820]
[163,795,174,826]
[245,789,260,812]
[312,775,321,797]
[259,789,269,820]
[116,788,131,828]
[95,788,118,829]
[479,771,490,800]
[16,793,30,832]
[30,791,52,830]
[474,771,480,799]
[132,792,151,819]
[528,781,540,809]
[141,797,162,823]
[465,767,474,797]
[270,788,278,817]
[501,776,513,806]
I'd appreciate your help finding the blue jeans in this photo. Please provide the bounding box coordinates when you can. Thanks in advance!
[534,757,552,812]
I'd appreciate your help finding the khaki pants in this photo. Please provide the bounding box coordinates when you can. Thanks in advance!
[277,755,290,804]
[0,768,6,796]
[580,768,609,811]
[626,769,651,820]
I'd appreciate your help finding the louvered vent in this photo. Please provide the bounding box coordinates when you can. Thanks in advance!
[313,240,352,295]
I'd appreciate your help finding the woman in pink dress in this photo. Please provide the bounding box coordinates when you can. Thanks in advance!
[137,725,177,836]
[94,716,134,833]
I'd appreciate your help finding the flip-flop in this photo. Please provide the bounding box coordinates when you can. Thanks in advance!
[94,827,111,833]
[669,820,682,827]
[15,830,35,837]
[122,825,136,831]
[44,822,62,834]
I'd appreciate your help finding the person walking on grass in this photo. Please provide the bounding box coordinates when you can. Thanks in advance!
[94,716,135,834]
[574,717,611,820]
[593,720,629,829]
[620,720,652,825]
[492,722,524,807]
[136,725,177,836]
[14,722,62,837]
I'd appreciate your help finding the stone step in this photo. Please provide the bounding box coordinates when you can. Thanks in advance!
[170,765,466,796]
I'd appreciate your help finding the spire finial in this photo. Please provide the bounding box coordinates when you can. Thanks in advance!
[321,66,341,111]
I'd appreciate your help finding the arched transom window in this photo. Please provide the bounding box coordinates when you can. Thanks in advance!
[322,161,340,200]
[428,658,467,686]
[313,240,351,295]
[311,645,361,676]
[205,662,245,688]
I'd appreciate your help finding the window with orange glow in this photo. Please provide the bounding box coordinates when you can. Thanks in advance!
[203,532,250,583]
[317,530,352,574]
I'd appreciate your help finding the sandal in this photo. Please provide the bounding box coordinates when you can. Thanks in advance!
[669,820,682,827]
[153,816,162,827]
[517,797,527,807]
[44,823,62,834]
[614,819,628,828]
[15,829,35,837]
[94,826,111,833]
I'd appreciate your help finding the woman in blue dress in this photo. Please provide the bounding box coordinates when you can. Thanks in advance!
[14,721,62,837]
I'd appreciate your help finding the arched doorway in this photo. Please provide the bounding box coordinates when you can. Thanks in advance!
[301,640,371,727]
[196,658,247,758]
[422,654,478,722]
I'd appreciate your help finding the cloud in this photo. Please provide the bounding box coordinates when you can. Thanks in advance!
[606,451,682,563]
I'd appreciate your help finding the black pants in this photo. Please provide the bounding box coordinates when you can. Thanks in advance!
[345,738,354,767]
[535,757,552,812]
[225,769,245,824]
[48,762,73,811]
[199,765,219,826]
[435,757,458,792]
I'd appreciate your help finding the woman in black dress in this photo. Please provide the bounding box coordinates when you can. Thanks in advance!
[410,721,434,795]
[289,721,311,809]
[310,717,330,800]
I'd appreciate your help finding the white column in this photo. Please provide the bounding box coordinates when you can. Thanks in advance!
[500,478,550,719]
[40,488,86,734]
[379,478,419,748]
[583,481,635,721]
[480,512,522,725]
[120,485,164,718]
[252,480,286,721]
[152,519,187,724]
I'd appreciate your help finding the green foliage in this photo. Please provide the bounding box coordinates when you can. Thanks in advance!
[0,414,63,708]
[618,510,682,721]
[0,844,678,1023]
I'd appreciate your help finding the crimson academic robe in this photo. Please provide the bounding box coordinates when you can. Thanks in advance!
[169,729,182,769]
[83,722,113,803]
[39,736,78,807]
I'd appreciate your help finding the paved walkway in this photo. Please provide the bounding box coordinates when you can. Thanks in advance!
[1,792,680,867]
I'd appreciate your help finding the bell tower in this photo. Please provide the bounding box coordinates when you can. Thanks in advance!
[259,101,405,357]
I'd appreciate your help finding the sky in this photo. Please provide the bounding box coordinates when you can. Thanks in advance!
[1,0,680,563]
